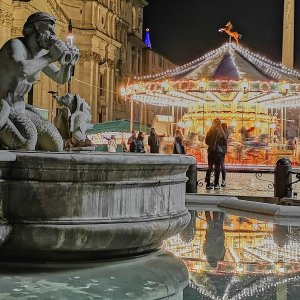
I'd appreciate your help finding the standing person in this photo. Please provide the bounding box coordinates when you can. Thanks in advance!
[205,119,227,189]
[220,123,229,187]
[127,130,137,153]
[148,128,160,153]
[107,135,117,153]
[173,129,186,154]
[136,131,146,153]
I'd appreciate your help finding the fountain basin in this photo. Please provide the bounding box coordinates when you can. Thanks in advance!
[0,151,194,261]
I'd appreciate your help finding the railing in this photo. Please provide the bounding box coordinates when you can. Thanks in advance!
[193,163,300,199]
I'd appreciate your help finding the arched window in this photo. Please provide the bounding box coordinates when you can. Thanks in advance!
[132,7,136,31]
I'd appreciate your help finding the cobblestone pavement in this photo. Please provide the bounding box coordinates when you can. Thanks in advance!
[197,171,300,198]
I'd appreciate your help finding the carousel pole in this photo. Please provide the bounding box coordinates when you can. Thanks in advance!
[171,103,175,137]
[139,102,143,131]
[130,98,134,133]
[281,106,284,143]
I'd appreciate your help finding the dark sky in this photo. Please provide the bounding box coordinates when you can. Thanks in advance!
[143,0,300,69]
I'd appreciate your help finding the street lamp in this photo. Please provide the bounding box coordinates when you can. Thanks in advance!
[67,19,74,93]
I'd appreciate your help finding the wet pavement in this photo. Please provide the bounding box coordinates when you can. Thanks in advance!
[197,171,300,198]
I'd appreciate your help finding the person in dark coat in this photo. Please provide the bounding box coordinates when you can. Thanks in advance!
[127,130,137,153]
[148,128,160,153]
[173,129,186,154]
[135,131,145,153]
[205,119,227,189]
[220,123,229,187]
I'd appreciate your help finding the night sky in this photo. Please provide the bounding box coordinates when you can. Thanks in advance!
[143,0,300,69]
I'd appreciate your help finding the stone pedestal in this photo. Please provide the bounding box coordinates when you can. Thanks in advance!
[0,151,194,261]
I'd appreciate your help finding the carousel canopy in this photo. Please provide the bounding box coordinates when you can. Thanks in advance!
[122,43,300,109]
[136,43,300,83]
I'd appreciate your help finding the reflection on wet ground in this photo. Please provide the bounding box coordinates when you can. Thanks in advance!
[165,210,300,300]
[2,209,300,299]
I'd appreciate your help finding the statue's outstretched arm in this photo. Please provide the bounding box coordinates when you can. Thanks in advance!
[42,43,79,84]
[42,63,73,85]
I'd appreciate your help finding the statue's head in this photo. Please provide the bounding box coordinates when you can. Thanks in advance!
[23,12,56,50]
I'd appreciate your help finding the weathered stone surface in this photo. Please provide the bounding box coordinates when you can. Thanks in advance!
[0,151,15,246]
[0,151,195,260]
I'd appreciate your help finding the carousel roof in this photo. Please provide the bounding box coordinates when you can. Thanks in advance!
[122,43,300,109]
[137,43,300,83]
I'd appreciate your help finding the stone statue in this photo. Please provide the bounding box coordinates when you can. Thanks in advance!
[54,93,93,149]
[0,12,79,151]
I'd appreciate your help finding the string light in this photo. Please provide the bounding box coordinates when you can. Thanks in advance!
[124,42,300,114]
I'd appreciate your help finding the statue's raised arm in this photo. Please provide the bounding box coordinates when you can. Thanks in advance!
[0,12,80,151]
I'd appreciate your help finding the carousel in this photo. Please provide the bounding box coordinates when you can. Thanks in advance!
[121,29,300,165]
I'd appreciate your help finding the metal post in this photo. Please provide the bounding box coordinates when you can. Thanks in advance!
[274,158,293,198]
[186,163,197,194]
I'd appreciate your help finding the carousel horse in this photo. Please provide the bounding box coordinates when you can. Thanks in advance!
[218,21,242,44]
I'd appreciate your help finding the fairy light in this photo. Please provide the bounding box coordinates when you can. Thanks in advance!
[126,43,300,111]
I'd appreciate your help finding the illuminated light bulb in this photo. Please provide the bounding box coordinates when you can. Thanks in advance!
[231,120,237,127]
[205,120,212,126]
[177,121,185,128]
[185,120,192,128]
[241,81,249,92]
[161,81,170,90]
[270,123,276,129]
[198,81,206,90]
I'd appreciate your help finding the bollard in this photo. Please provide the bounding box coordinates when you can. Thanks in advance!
[274,158,293,198]
[186,163,197,193]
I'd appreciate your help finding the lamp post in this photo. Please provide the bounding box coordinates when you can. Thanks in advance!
[67,19,74,93]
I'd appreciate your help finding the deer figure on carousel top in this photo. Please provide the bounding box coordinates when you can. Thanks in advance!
[218,21,242,44]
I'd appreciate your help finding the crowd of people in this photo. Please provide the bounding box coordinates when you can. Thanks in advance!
[105,127,187,154]
[105,120,230,190]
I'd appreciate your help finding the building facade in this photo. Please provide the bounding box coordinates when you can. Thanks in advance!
[0,0,174,125]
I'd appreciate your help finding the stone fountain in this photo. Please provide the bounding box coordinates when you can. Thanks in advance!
[0,12,194,261]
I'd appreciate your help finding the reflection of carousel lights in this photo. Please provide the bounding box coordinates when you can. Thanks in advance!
[165,216,300,277]
[189,274,300,300]
[270,123,276,129]
[189,281,219,300]
[205,120,212,126]
[255,121,262,128]
[236,264,243,272]
[230,274,300,300]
